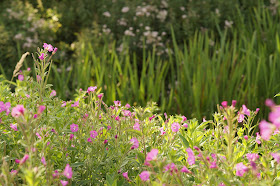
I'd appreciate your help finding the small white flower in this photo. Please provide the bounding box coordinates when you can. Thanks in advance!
[121,7,130,13]
[103,12,111,17]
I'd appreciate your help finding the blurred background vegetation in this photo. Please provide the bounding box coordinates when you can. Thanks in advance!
[0,0,280,119]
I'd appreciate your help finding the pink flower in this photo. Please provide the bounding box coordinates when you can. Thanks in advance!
[133,122,140,131]
[242,105,250,116]
[246,153,259,162]
[34,114,38,119]
[125,103,131,108]
[41,156,46,166]
[50,90,56,97]
[10,169,18,175]
[17,154,29,165]
[164,163,178,175]
[221,101,227,108]
[115,116,120,121]
[265,99,275,107]
[237,113,245,123]
[114,100,121,107]
[0,102,11,115]
[87,86,97,93]
[36,132,42,139]
[43,43,54,52]
[38,105,46,114]
[122,172,129,180]
[11,105,25,118]
[182,116,187,121]
[87,137,92,143]
[39,53,46,60]
[256,132,261,144]
[244,135,248,140]
[18,74,24,81]
[61,101,67,107]
[123,110,131,117]
[159,127,166,135]
[139,171,150,181]
[149,115,155,121]
[53,170,59,178]
[259,120,275,141]
[52,47,58,54]
[71,100,79,107]
[60,180,68,186]
[146,149,158,161]
[104,139,108,144]
[210,161,217,169]
[98,93,103,99]
[255,108,260,114]
[271,153,280,164]
[37,75,42,82]
[27,67,31,71]
[235,162,248,177]
[181,166,191,173]
[70,134,74,140]
[107,125,111,130]
[70,124,79,132]
[186,148,195,165]
[90,130,98,138]
[183,123,188,128]
[232,100,237,107]
[10,124,18,131]
[130,138,139,149]
[63,164,72,179]
[269,107,280,128]
[171,122,181,132]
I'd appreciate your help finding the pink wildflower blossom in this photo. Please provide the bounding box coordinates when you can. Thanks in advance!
[269,107,280,128]
[122,172,129,180]
[232,100,237,107]
[38,105,46,114]
[235,162,248,177]
[186,148,195,165]
[246,153,259,161]
[10,124,18,131]
[69,134,74,140]
[123,110,131,117]
[104,139,108,144]
[87,86,97,93]
[271,153,280,164]
[52,47,58,54]
[90,130,98,138]
[139,171,150,181]
[0,102,10,115]
[71,100,79,107]
[159,127,166,135]
[43,43,54,52]
[256,132,261,144]
[182,116,187,121]
[130,137,139,149]
[19,154,29,165]
[210,161,217,169]
[164,163,178,175]
[181,166,191,173]
[87,138,92,143]
[133,122,140,131]
[244,135,248,140]
[18,74,24,81]
[125,103,131,108]
[259,120,275,141]
[237,113,245,123]
[171,122,181,132]
[114,100,121,107]
[265,99,275,107]
[98,93,103,99]
[63,164,72,179]
[221,101,227,108]
[60,180,68,186]
[242,105,250,116]
[115,116,120,121]
[39,53,46,60]
[70,124,79,132]
[50,90,56,97]
[41,156,46,166]
[53,170,59,178]
[183,123,188,128]
[10,169,18,175]
[146,149,158,161]
[11,105,25,118]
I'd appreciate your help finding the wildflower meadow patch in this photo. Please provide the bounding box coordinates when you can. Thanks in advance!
[0,45,280,185]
